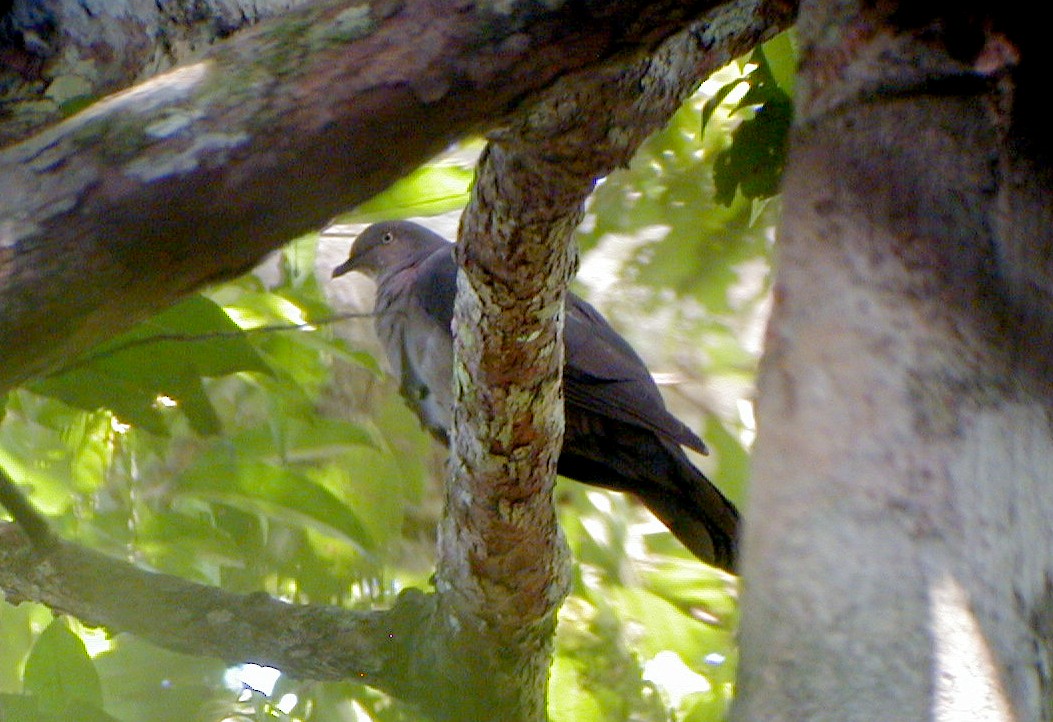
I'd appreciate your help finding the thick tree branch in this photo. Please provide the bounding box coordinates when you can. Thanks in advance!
[424,1,793,719]
[0,0,309,147]
[0,0,764,394]
[0,520,439,696]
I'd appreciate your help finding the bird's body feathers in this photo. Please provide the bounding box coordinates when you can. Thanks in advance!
[333,221,739,571]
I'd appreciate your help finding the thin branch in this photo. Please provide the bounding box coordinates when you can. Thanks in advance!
[0,469,56,549]
[45,311,378,376]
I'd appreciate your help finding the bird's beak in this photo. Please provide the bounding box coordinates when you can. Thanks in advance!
[331,256,357,279]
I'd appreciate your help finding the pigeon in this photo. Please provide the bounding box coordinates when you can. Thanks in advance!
[333,221,739,571]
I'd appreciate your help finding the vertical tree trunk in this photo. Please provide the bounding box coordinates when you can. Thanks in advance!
[737,4,1053,720]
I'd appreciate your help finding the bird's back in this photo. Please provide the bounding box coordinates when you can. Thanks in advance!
[365,232,739,570]
[388,243,706,452]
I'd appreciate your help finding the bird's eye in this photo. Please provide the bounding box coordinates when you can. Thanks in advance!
[381,232,394,244]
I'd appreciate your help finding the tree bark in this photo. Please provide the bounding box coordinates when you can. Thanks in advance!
[737,3,1053,720]
[429,5,789,717]
[0,520,433,688]
[0,0,308,147]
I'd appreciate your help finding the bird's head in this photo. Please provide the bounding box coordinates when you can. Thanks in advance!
[332,221,449,282]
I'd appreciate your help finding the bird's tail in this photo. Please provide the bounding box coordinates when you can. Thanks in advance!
[634,450,740,573]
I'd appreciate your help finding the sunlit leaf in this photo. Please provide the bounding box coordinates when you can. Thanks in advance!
[682,689,732,722]
[94,636,233,722]
[611,587,711,661]
[177,455,376,552]
[30,296,271,436]
[0,603,45,694]
[761,29,797,98]
[23,619,103,713]
[337,162,475,224]
[702,417,750,509]
[548,657,604,722]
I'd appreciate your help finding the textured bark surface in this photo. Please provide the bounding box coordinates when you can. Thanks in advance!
[430,6,790,716]
[0,0,307,147]
[0,520,441,695]
[737,3,1053,720]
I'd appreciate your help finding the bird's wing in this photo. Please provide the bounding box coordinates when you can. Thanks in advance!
[413,246,457,331]
[380,243,706,455]
[564,295,708,454]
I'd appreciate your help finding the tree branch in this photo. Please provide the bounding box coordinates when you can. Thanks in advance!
[426,1,794,718]
[0,0,310,147]
[0,520,441,695]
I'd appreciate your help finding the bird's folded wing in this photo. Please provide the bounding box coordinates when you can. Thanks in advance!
[394,244,707,455]
[564,298,708,455]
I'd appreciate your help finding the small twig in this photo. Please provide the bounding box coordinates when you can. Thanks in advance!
[46,310,377,377]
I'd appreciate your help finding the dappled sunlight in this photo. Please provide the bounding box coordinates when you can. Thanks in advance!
[93,62,211,121]
[929,572,1014,721]
[644,650,712,706]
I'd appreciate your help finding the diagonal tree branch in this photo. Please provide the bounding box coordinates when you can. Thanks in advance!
[0,519,441,697]
[0,0,312,148]
[0,0,765,394]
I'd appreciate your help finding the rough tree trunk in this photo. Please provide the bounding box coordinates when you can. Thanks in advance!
[737,3,1053,720]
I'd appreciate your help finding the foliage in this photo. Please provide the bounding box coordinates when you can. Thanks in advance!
[702,33,795,207]
[0,32,792,722]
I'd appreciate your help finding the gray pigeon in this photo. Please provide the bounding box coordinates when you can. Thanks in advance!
[333,221,739,571]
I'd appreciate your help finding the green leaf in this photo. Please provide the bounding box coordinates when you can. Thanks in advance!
[611,588,711,661]
[0,603,45,694]
[711,47,793,206]
[29,372,168,435]
[93,637,232,722]
[713,96,791,205]
[762,29,798,98]
[640,557,739,626]
[0,693,48,721]
[548,657,604,722]
[23,619,103,713]
[702,417,750,509]
[177,455,376,553]
[701,79,744,136]
[682,689,732,722]
[336,162,474,223]
[30,296,271,436]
